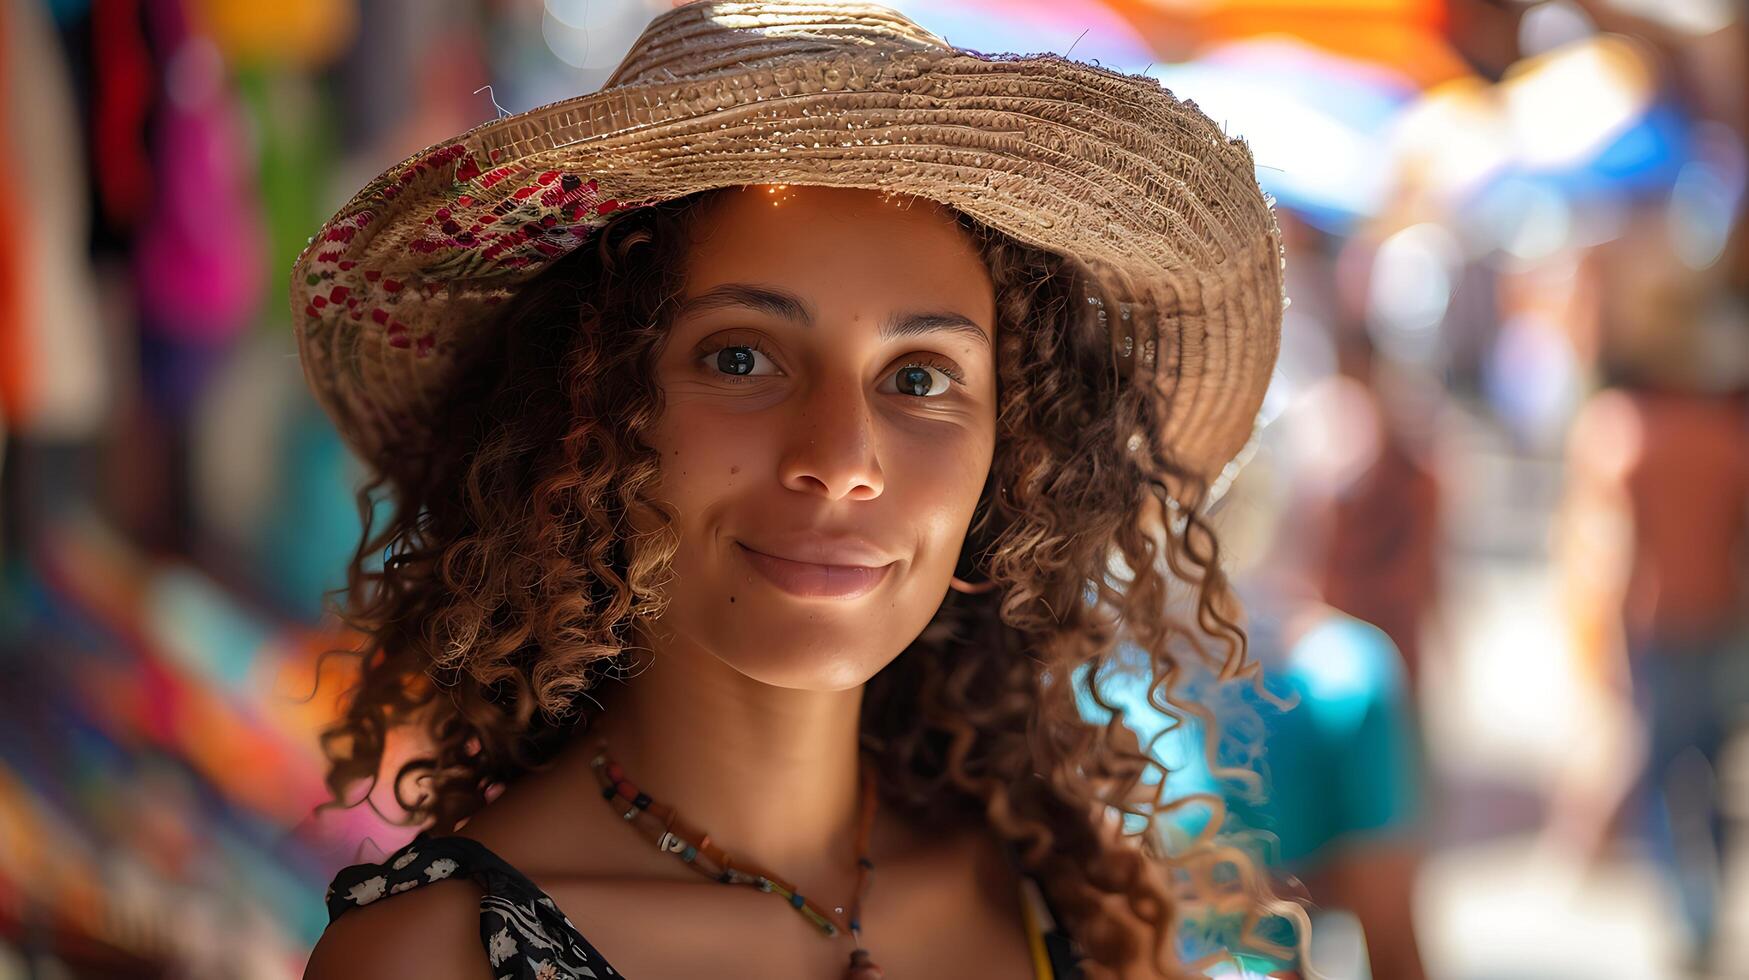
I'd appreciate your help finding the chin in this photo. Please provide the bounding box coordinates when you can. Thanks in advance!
[715,628,900,692]
[728,660,878,693]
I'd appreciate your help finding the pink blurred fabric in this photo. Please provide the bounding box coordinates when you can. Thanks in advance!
[132,0,266,343]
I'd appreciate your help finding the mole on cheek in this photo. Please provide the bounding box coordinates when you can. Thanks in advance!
[729,595,736,603]
[729,465,740,476]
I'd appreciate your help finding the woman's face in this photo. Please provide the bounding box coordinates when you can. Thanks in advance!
[641,184,998,691]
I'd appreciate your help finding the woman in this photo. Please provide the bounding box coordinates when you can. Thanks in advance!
[298,3,1301,978]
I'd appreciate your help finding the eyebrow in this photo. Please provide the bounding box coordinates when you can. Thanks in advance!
[672,282,992,352]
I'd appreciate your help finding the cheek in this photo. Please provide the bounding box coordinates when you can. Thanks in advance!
[646,402,771,513]
[892,432,993,564]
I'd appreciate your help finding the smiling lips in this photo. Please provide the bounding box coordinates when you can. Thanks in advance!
[734,541,895,599]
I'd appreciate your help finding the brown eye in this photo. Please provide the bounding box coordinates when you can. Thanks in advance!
[886,359,963,397]
[697,340,778,381]
[717,347,757,376]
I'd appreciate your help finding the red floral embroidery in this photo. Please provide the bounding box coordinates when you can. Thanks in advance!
[478,166,516,189]
[298,147,653,367]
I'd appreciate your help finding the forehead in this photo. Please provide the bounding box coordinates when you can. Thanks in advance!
[680,185,995,321]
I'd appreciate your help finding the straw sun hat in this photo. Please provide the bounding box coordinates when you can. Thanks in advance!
[290,0,1284,501]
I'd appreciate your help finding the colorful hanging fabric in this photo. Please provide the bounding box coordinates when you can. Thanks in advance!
[0,0,110,439]
[131,0,266,346]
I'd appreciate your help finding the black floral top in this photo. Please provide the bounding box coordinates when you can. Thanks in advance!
[325,830,1085,979]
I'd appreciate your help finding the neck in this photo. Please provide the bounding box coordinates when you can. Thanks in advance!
[582,627,870,890]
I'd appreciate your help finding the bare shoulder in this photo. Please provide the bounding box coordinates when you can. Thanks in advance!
[302,876,493,980]
[447,740,645,877]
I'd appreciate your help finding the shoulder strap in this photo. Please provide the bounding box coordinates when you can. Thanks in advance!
[1003,839,1086,979]
[325,832,624,978]
[325,831,511,922]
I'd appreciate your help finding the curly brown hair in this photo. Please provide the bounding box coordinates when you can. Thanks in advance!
[309,187,1313,979]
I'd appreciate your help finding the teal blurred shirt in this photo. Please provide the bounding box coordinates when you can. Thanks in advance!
[1074,600,1425,974]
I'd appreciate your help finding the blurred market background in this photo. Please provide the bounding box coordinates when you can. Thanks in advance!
[2,0,1747,977]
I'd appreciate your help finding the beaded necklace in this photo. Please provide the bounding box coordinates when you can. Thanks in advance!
[589,737,884,979]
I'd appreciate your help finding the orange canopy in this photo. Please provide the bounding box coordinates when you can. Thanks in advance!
[1109,0,1471,88]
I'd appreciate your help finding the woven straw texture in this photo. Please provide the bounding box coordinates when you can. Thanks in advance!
[289,0,1285,494]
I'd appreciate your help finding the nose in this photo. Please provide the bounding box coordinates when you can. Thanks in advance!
[778,375,884,501]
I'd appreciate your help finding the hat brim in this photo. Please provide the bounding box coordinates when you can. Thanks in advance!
[291,45,1283,495]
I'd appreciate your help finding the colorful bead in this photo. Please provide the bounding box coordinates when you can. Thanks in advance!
[633,792,652,809]
[681,845,697,862]
[790,893,805,909]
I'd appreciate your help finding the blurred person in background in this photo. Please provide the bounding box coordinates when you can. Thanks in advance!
[1233,221,1437,980]
[1081,371,1434,980]
[1226,376,1433,980]
[1552,193,1749,977]
[1318,229,1446,699]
